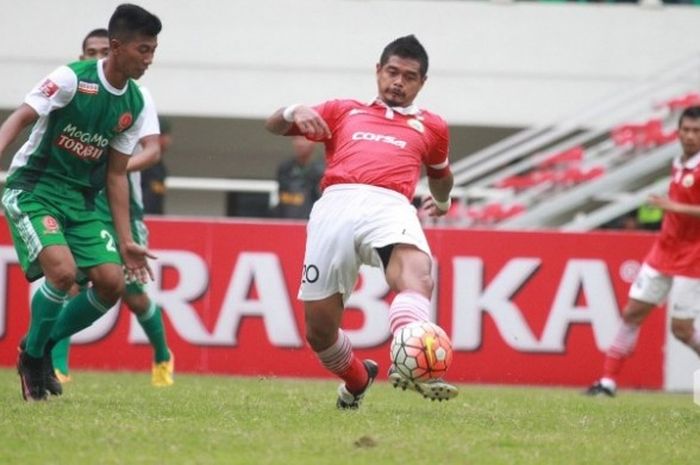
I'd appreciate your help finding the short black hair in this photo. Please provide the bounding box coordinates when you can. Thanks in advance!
[82,28,108,52]
[108,4,162,42]
[680,106,700,126]
[379,35,429,77]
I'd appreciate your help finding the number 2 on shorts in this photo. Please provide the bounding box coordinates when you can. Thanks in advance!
[100,229,116,252]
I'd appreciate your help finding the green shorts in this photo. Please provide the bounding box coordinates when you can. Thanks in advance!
[2,187,122,282]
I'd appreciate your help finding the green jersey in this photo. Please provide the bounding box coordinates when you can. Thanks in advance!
[94,86,160,222]
[6,59,146,207]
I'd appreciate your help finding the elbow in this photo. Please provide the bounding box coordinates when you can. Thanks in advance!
[264,117,279,134]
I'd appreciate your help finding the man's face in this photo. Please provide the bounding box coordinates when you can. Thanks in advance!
[375,55,426,107]
[111,34,158,79]
[81,36,109,61]
[678,117,700,158]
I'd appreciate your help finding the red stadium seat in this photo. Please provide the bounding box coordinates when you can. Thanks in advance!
[611,118,677,148]
[537,146,584,169]
[659,92,700,112]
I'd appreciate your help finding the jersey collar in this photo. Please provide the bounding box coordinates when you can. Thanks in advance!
[97,58,129,96]
[370,98,421,119]
[674,150,700,170]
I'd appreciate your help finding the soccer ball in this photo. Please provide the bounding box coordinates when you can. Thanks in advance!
[390,321,453,381]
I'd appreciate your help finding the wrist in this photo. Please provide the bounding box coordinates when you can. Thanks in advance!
[282,104,300,123]
[433,197,452,212]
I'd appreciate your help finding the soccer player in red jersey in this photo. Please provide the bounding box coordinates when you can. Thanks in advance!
[587,106,700,396]
[266,35,457,409]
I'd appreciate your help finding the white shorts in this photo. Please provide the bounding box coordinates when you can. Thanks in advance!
[629,263,700,319]
[299,184,431,303]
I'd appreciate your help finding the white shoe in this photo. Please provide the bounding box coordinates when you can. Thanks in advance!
[388,367,458,401]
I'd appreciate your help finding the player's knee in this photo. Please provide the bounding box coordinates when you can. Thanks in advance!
[92,274,125,305]
[125,293,149,315]
[46,268,77,292]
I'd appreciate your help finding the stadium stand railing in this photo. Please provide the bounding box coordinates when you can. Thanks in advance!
[420,53,700,230]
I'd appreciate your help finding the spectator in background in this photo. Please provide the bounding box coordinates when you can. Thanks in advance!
[274,136,324,219]
[636,203,663,230]
[140,116,172,214]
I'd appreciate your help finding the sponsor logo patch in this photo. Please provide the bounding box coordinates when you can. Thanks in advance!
[42,216,60,234]
[39,79,59,98]
[77,81,99,95]
[351,131,407,149]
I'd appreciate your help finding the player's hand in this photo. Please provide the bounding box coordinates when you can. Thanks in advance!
[420,196,450,217]
[120,241,156,283]
[291,106,332,140]
[647,194,679,212]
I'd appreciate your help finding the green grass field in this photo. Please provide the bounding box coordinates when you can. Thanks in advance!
[0,368,698,465]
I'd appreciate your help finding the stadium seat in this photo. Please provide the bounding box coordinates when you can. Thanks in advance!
[537,146,584,169]
[611,118,677,148]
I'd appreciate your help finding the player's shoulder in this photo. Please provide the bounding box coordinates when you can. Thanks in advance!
[418,108,448,129]
[66,59,96,76]
[320,98,367,113]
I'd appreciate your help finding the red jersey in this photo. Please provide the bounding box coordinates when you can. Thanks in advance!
[290,99,449,200]
[646,152,700,277]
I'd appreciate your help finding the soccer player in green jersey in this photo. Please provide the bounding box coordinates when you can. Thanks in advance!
[0,4,161,401]
[47,27,174,388]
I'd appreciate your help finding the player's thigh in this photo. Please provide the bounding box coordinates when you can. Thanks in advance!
[37,245,78,288]
[384,244,433,295]
[628,263,672,306]
[1,188,72,281]
[299,201,359,303]
[63,213,123,294]
[668,275,700,320]
[360,199,431,265]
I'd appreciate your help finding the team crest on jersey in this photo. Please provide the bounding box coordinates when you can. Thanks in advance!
[78,81,99,95]
[39,79,59,98]
[42,216,60,234]
[115,112,133,133]
[407,118,425,133]
[682,173,695,188]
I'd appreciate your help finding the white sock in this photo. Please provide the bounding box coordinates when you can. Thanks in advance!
[316,329,352,375]
[388,291,431,335]
[607,321,640,358]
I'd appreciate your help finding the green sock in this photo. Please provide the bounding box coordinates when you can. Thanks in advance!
[25,282,67,358]
[138,301,170,363]
[51,337,71,375]
[49,288,111,342]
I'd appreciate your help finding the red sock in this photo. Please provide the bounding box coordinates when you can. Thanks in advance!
[603,355,625,379]
[601,321,640,382]
[316,329,368,394]
[339,357,369,394]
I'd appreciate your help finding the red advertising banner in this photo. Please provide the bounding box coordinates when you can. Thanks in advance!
[0,217,663,389]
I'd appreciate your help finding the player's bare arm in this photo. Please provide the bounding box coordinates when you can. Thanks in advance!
[648,193,700,218]
[125,134,161,172]
[422,172,454,217]
[265,105,331,139]
[107,148,156,283]
[0,104,39,158]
